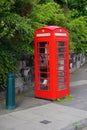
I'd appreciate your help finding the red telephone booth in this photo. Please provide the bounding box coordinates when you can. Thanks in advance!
[34,26,70,100]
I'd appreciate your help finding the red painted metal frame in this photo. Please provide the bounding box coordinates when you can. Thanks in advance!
[34,26,70,100]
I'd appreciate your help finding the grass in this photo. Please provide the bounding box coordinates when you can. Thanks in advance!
[56,95,73,103]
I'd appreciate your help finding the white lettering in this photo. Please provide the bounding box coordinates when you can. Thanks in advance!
[55,33,67,36]
[36,33,51,37]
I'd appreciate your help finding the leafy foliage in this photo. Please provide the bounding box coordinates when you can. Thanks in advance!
[55,0,87,16]
[30,2,67,29]
[68,16,87,53]
[0,0,34,89]
[0,0,87,88]
[0,0,15,13]
[38,0,54,4]
[0,45,18,89]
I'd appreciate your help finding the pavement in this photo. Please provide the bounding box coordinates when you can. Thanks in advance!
[0,63,87,130]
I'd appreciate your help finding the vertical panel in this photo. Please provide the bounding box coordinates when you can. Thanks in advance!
[57,41,67,90]
[37,42,50,90]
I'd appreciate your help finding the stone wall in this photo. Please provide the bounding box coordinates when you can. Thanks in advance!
[15,53,86,94]
[70,53,86,72]
[15,53,34,94]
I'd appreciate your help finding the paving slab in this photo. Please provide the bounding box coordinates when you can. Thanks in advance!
[0,103,87,130]
[59,63,87,112]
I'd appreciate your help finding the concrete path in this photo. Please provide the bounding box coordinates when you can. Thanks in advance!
[0,63,87,130]
[0,103,87,130]
[59,63,87,111]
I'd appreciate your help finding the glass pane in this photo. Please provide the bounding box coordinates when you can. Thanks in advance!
[59,84,66,90]
[39,55,49,66]
[58,66,64,70]
[58,54,64,58]
[40,78,49,90]
[39,42,47,47]
[39,48,45,53]
[40,85,49,90]
[40,67,49,72]
[40,79,48,84]
[58,60,64,65]
[58,48,64,52]
[58,78,64,83]
[58,71,64,77]
[58,42,65,46]
[40,73,49,78]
